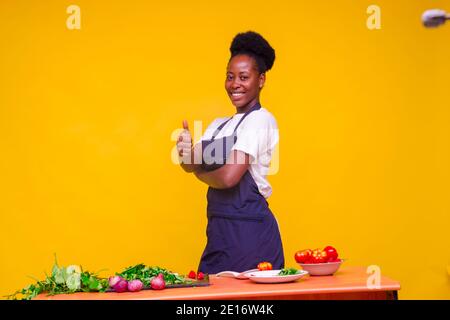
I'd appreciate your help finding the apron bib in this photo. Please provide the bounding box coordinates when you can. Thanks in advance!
[198,102,285,274]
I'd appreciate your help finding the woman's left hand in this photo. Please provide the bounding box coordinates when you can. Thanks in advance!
[177,120,192,162]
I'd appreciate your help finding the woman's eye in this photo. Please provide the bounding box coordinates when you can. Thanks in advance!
[240,76,248,81]
[227,75,233,80]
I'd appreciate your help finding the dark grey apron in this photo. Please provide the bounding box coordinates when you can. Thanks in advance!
[198,102,284,274]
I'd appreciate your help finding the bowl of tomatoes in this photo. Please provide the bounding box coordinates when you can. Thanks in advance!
[294,246,344,276]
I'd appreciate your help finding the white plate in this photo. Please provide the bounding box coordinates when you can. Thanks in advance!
[247,270,309,283]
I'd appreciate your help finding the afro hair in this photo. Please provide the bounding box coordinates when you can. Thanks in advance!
[229,31,275,73]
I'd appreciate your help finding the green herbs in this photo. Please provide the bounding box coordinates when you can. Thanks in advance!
[278,268,300,276]
[6,259,198,300]
[80,272,109,293]
[117,264,189,287]
[6,255,108,300]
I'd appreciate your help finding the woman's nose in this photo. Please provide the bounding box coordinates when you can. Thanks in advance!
[231,80,241,90]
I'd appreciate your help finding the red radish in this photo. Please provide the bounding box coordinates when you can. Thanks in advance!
[114,279,128,293]
[151,273,165,290]
[127,279,143,292]
[108,275,124,289]
[188,270,196,279]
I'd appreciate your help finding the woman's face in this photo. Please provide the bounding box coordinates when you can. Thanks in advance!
[225,54,265,110]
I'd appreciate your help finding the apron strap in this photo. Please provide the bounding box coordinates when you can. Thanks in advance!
[210,118,232,140]
[210,102,261,140]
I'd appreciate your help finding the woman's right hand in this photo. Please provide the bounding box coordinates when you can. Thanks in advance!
[177,120,192,163]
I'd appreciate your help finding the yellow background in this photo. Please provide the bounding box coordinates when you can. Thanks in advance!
[1,0,449,299]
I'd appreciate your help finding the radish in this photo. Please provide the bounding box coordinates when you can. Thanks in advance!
[114,279,128,293]
[108,275,124,289]
[127,279,143,292]
[150,274,165,290]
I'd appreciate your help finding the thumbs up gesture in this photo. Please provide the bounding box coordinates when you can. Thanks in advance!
[177,120,193,163]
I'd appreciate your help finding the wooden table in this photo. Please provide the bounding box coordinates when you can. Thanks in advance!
[34,266,400,300]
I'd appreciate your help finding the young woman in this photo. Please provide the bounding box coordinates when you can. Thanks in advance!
[177,31,284,274]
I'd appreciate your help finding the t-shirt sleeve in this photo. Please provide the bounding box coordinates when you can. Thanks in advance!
[231,112,279,163]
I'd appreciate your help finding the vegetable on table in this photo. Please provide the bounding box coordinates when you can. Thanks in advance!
[150,274,166,290]
[197,272,205,280]
[5,255,108,300]
[6,259,208,300]
[108,275,124,288]
[278,268,300,276]
[128,279,144,292]
[187,270,205,280]
[117,264,186,288]
[114,279,128,293]
[323,246,339,262]
[311,249,328,263]
[294,246,342,264]
[257,262,273,271]
[294,249,312,263]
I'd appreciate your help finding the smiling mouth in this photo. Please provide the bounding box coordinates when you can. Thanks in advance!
[230,92,245,98]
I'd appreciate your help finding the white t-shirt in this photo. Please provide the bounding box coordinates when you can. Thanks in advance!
[195,107,279,198]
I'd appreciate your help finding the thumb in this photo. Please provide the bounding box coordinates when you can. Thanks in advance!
[182,120,189,131]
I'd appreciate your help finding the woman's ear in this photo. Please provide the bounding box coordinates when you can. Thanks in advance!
[259,73,266,89]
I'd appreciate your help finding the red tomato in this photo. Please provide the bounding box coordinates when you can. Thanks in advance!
[197,272,205,280]
[257,262,273,271]
[188,270,197,279]
[311,248,328,263]
[294,249,312,263]
[323,246,339,262]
